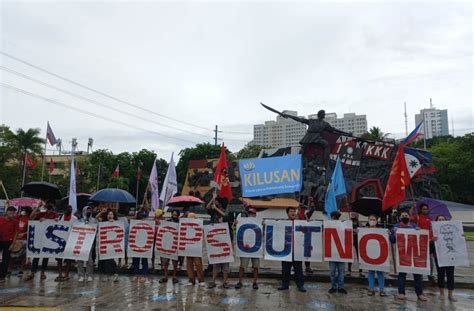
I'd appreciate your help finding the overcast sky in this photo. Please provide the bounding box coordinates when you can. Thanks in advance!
[1,0,472,161]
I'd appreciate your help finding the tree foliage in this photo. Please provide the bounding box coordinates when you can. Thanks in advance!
[361,126,390,140]
[236,143,266,159]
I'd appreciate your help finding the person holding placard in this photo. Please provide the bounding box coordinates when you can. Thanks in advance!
[55,205,77,282]
[365,214,387,297]
[131,210,148,284]
[184,213,206,286]
[96,209,120,282]
[76,206,96,282]
[327,211,347,294]
[390,210,428,301]
[10,206,31,278]
[159,209,180,285]
[277,207,306,293]
[0,206,19,283]
[412,203,435,283]
[432,215,457,301]
[25,202,58,281]
[235,207,260,290]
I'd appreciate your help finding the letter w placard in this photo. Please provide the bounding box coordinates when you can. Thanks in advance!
[395,229,430,275]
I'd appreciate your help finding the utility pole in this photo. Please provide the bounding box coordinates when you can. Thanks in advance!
[213,125,222,146]
[404,102,408,136]
[451,117,454,137]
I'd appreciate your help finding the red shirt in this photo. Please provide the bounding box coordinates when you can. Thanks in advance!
[15,215,30,241]
[0,217,19,241]
[414,214,433,238]
[35,211,59,220]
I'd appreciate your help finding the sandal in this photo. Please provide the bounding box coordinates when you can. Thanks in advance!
[207,282,216,289]
[253,283,259,290]
[40,273,47,280]
[223,282,229,289]
[368,290,375,296]
[24,274,35,281]
[159,278,168,283]
[54,276,63,282]
[379,291,387,297]
[172,278,179,284]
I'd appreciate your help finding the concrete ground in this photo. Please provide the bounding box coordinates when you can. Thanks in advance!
[1,273,474,310]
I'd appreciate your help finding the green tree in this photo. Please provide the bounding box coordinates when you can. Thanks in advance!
[361,126,389,141]
[236,143,266,159]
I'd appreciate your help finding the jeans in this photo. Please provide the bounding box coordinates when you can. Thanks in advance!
[31,258,49,273]
[132,257,149,275]
[0,241,12,279]
[77,252,94,277]
[368,270,385,290]
[281,260,304,288]
[398,273,423,296]
[329,261,345,289]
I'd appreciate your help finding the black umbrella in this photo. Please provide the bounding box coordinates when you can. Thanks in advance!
[351,197,383,217]
[60,193,91,209]
[21,182,61,200]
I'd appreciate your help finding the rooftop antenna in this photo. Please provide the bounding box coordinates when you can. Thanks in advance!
[404,102,408,136]
[430,98,433,109]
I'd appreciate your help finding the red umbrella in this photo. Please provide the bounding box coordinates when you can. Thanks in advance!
[166,196,204,208]
[8,198,42,208]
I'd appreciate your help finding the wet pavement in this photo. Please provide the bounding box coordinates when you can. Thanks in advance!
[1,272,474,310]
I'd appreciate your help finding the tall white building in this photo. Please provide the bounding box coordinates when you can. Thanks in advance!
[320,112,368,137]
[253,110,307,147]
[415,106,449,139]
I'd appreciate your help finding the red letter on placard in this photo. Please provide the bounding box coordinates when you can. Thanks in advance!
[178,222,203,251]
[129,222,154,253]
[206,227,231,258]
[324,228,352,259]
[397,233,429,268]
[156,225,179,255]
[72,226,96,255]
[359,233,389,265]
[99,225,124,254]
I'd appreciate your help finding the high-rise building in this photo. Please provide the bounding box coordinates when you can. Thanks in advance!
[415,106,449,139]
[253,110,307,147]
[319,112,368,137]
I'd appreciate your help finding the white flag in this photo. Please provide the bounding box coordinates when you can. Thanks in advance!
[160,153,178,208]
[68,159,77,214]
[149,158,160,213]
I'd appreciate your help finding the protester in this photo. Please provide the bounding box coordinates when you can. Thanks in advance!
[151,208,163,273]
[235,207,260,290]
[432,215,457,301]
[77,205,96,282]
[0,206,19,283]
[412,203,435,282]
[55,205,77,282]
[365,214,386,296]
[9,206,31,278]
[328,211,347,294]
[184,212,205,286]
[390,210,428,301]
[131,209,148,283]
[25,202,59,281]
[347,212,364,278]
[278,206,306,292]
[159,209,180,284]
[298,201,313,274]
[96,209,119,282]
[118,215,130,270]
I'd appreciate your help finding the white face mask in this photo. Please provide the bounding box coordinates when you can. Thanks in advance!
[20,211,27,216]
[369,220,377,227]
[39,208,47,213]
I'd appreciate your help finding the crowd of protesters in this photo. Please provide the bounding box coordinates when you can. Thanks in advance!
[0,197,460,302]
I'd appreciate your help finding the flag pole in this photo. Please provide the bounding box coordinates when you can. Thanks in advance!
[135,164,140,210]
[96,162,101,191]
[0,180,9,200]
[21,152,27,197]
[41,123,48,181]
[49,159,52,183]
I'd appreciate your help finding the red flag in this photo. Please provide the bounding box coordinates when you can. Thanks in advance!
[382,144,411,211]
[25,153,37,170]
[113,165,119,177]
[136,166,142,181]
[49,158,55,173]
[75,161,81,176]
[214,143,232,201]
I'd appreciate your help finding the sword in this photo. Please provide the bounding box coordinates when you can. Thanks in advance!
[260,102,284,116]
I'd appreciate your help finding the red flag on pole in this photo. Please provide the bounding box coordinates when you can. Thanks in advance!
[75,161,81,176]
[382,144,411,211]
[136,166,142,181]
[214,143,232,201]
[25,153,37,170]
[49,158,55,173]
[113,165,119,177]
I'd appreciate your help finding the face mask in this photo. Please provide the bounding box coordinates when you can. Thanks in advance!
[369,220,377,227]
[86,212,92,218]
[40,208,47,213]
[401,217,409,224]
[20,211,27,216]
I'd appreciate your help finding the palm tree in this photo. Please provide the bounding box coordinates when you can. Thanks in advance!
[13,128,45,156]
[361,126,390,141]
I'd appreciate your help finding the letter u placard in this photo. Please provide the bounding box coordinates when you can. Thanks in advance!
[264,219,293,262]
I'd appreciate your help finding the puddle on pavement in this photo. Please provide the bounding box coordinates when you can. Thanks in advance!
[0,287,31,294]
[306,300,336,310]
[220,297,247,305]
[151,293,176,302]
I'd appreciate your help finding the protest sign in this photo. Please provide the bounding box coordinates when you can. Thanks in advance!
[63,222,97,261]
[239,155,302,197]
[358,228,390,272]
[27,221,46,258]
[395,228,430,274]
[235,218,263,258]
[204,223,234,264]
[178,218,203,257]
[433,220,470,267]
[40,220,72,258]
[127,219,155,258]
[155,220,179,260]
[294,220,323,262]
[98,221,125,260]
[323,220,353,263]
[264,220,293,262]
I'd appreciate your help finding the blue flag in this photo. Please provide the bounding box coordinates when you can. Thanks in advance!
[324,157,346,218]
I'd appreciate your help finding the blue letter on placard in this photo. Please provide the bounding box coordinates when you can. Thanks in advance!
[237,223,262,253]
[42,224,69,255]
[265,224,292,257]
[295,225,321,257]
[27,224,41,255]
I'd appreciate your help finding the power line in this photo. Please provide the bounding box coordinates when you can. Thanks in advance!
[0,51,212,131]
[1,82,200,145]
[0,65,212,139]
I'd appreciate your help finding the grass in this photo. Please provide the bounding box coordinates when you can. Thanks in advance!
[464,231,474,241]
